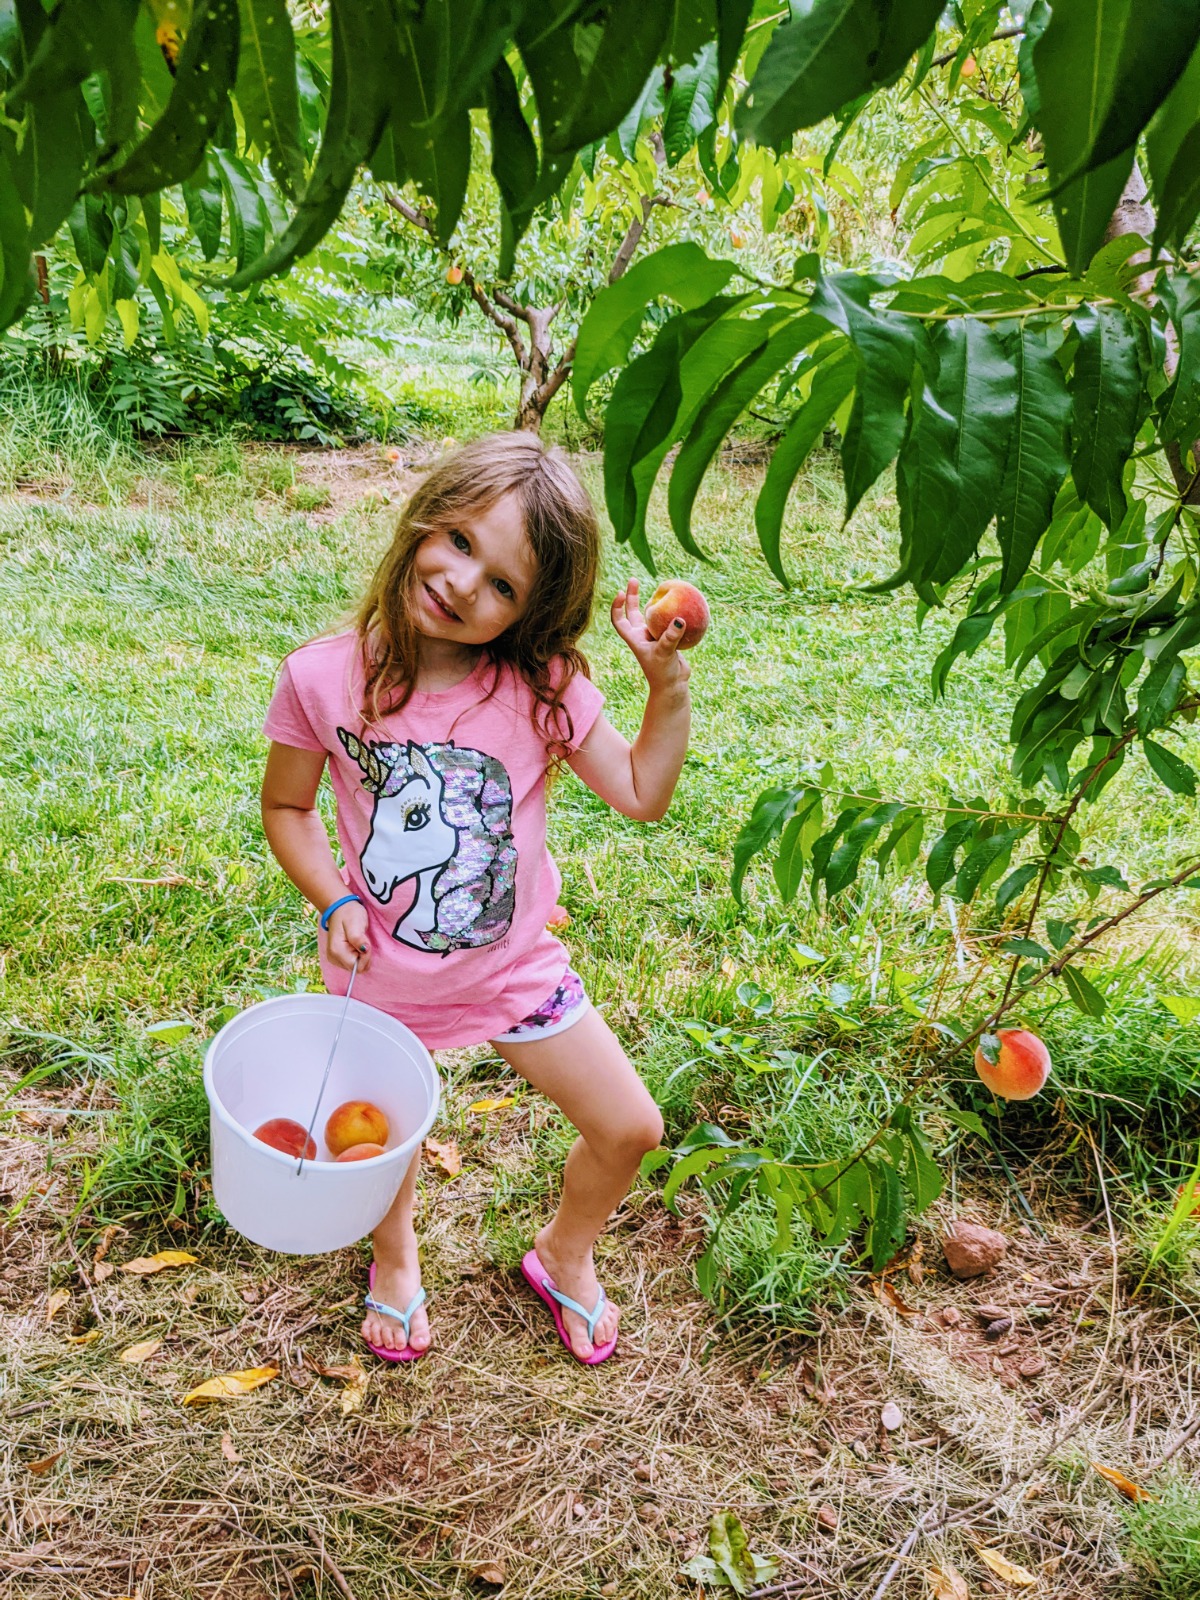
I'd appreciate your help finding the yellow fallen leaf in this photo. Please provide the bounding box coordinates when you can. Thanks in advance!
[66,1329,102,1346]
[92,1224,122,1265]
[93,1262,115,1283]
[424,1137,461,1177]
[929,1564,969,1600]
[468,1096,517,1115]
[721,957,738,977]
[977,1548,1037,1587]
[46,1288,71,1323]
[121,1250,197,1275]
[26,1449,65,1475]
[181,1365,278,1405]
[340,1361,368,1416]
[220,1431,242,1464]
[1091,1460,1156,1503]
[119,1338,163,1364]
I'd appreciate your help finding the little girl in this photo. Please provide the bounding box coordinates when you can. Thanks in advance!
[261,432,692,1366]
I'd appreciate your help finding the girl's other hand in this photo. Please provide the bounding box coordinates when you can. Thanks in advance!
[327,901,372,973]
[610,578,691,692]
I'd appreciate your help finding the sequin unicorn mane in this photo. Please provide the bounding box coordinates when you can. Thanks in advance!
[337,731,517,953]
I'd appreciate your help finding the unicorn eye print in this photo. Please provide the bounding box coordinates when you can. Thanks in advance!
[336,730,518,954]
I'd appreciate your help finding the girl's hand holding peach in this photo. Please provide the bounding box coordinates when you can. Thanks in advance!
[610,577,700,692]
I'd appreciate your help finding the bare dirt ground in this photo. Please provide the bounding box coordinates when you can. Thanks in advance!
[3,1059,1195,1600]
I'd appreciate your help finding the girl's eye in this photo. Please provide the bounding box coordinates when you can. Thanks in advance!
[493,578,515,600]
[450,531,469,552]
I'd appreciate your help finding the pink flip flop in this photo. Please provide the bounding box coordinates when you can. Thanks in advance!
[520,1248,618,1366]
[363,1261,427,1363]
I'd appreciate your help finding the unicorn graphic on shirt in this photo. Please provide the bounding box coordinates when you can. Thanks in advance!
[337,730,517,952]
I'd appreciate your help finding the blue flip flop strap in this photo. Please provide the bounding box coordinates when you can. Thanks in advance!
[541,1277,606,1343]
[364,1284,427,1334]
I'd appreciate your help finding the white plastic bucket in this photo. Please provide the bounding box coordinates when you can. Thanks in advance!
[203,993,440,1255]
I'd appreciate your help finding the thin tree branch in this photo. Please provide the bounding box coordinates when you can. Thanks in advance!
[931,25,1022,70]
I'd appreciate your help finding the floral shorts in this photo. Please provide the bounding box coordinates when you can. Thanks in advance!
[492,968,591,1044]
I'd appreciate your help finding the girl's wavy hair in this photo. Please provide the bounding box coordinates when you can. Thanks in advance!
[355,432,600,764]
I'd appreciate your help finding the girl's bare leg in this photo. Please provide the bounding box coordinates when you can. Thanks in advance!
[493,1006,664,1359]
[363,1150,431,1354]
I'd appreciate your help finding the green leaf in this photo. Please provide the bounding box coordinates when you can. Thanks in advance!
[663,40,719,164]
[954,827,1025,905]
[0,138,30,329]
[573,243,738,416]
[93,0,241,195]
[1071,305,1142,531]
[236,0,305,197]
[995,860,1039,914]
[809,272,921,520]
[669,314,828,563]
[708,1510,758,1596]
[732,786,803,904]
[67,194,112,277]
[146,1019,195,1045]
[485,56,538,278]
[223,0,399,291]
[545,1,672,156]
[1031,0,1138,273]
[182,155,225,262]
[1162,995,1200,1025]
[663,1146,730,1214]
[996,325,1072,592]
[899,317,1017,589]
[1138,655,1186,737]
[925,816,977,895]
[213,149,267,272]
[1157,273,1200,448]
[866,1158,905,1270]
[1147,40,1200,249]
[738,0,942,150]
[9,0,140,150]
[754,345,856,584]
[942,1106,987,1137]
[1144,737,1198,796]
[903,1126,944,1213]
[1061,963,1107,1017]
[823,803,903,899]
[772,789,824,903]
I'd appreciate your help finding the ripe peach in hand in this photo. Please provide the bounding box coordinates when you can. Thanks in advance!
[335,1142,386,1162]
[255,1118,317,1160]
[644,580,710,650]
[973,1028,1051,1101]
[324,1100,390,1157]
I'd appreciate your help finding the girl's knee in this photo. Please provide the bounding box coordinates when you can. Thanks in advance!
[612,1102,664,1161]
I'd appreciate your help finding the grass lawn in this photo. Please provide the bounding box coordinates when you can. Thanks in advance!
[2,354,1200,1596]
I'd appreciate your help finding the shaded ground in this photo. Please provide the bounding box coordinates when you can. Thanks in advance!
[3,1061,1195,1600]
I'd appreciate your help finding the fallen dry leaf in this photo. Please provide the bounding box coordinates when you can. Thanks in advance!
[720,956,738,977]
[25,1450,65,1476]
[424,1137,461,1177]
[799,1358,835,1404]
[468,1096,517,1115]
[875,1278,920,1316]
[880,1401,903,1431]
[121,1250,197,1275]
[93,1262,115,1283]
[181,1365,278,1405]
[118,1338,163,1364]
[220,1432,242,1464]
[92,1224,122,1265]
[45,1289,70,1323]
[66,1329,102,1346]
[976,1547,1037,1586]
[469,1560,506,1586]
[908,1237,926,1288]
[816,1503,838,1531]
[1091,1461,1156,1503]
[929,1564,969,1599]
[311,1358,369,1413]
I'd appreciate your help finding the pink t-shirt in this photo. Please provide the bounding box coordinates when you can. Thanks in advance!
[263,631,604,1049]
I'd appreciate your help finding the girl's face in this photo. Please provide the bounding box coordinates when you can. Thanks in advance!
[410,491,537,647]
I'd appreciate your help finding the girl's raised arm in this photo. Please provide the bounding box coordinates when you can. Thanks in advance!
[566,579,690,823]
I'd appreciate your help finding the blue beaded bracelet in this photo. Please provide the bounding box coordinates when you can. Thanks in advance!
[320,892,362,930]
